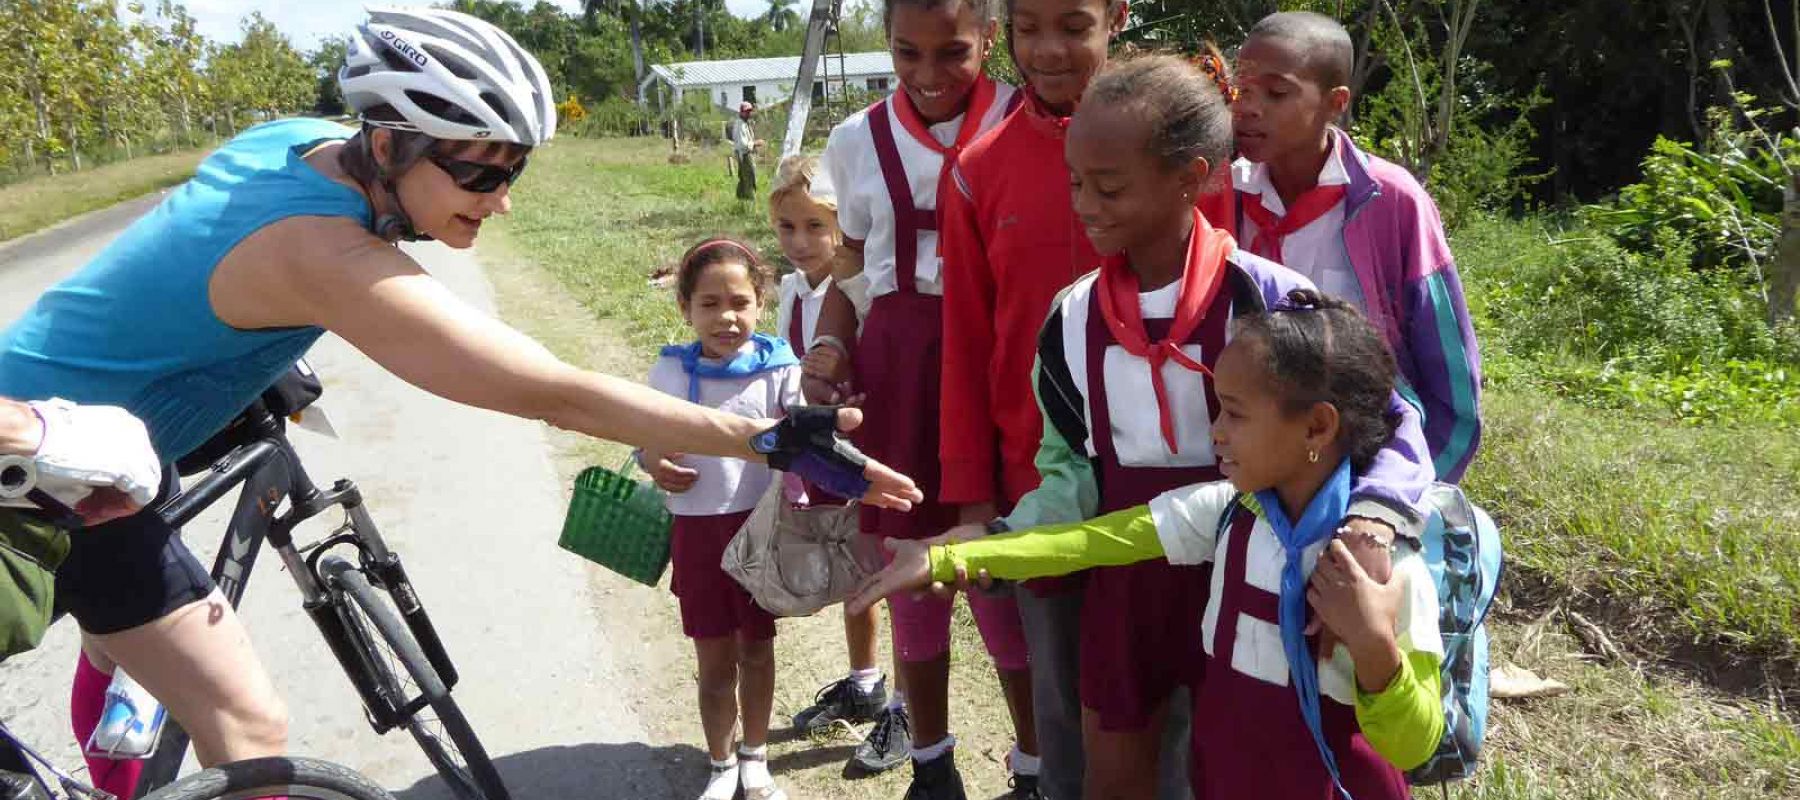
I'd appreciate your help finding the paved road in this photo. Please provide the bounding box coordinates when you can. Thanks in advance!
[0,196,676,797]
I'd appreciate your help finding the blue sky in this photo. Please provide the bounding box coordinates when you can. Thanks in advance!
[135,0,778,49]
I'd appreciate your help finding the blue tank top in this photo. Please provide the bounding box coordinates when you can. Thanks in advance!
[0,118,371,461]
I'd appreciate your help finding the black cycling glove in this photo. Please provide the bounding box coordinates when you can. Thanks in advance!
[749,406,872,500]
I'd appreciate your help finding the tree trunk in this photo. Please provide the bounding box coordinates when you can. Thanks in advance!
[1344,1,1383,128]
[67,120,82,171]
[1773,173,1800,325]
[1704,0,1742,131]
[631,11,647,106]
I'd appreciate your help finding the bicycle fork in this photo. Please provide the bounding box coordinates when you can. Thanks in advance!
[297,479,460,732]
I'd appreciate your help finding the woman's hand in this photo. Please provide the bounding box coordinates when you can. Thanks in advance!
[757,407,921,511]
[1306,538,1407,692]
[642,451,699,493]
[846,538,935,615]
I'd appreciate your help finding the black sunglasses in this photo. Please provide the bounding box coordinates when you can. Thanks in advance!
[425,151,528,193]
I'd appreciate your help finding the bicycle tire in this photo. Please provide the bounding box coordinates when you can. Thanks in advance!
[143,756,394,800]
[323,559,511,800]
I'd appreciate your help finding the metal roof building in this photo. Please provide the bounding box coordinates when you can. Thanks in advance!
[642,51,896,112]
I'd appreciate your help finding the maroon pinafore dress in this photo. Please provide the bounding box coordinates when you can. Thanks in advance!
[1192,508,1411,799]
[1076,282,1231,730]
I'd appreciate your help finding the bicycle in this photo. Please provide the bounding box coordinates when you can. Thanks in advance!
[124,365,509,800]
[3,714,393,800]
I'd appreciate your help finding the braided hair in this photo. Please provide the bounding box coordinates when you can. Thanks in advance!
[1232,289,1400,472]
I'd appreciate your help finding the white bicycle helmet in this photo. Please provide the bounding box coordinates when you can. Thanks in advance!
[339,7,556,146]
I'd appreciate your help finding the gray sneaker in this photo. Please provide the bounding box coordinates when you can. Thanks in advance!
[794,675,888,732]
[850,705,910,773]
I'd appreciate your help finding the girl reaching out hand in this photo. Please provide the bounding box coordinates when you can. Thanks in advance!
[850,288,1446,800]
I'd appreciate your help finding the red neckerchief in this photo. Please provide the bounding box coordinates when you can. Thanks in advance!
[1096,207,1235,455]
[891,73,999,218]
[1240,143,1348,262]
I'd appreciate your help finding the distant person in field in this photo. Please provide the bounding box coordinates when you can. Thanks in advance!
[1231,11,1483,482]
[734,102,760,200]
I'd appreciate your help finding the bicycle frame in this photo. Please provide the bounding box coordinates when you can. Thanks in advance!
[135,405,459,795]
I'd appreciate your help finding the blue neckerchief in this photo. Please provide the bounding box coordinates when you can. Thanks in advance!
[1255,458,1355,800]
[660,333,800,402]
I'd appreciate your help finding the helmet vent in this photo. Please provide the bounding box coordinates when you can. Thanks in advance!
[423,44,479,80]
[480,92,513,123]
[405,90,484,127]
[378,47,422,73]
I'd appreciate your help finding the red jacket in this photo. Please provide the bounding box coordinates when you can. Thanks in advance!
[939,93,1095,506]
[939,90,1238,507]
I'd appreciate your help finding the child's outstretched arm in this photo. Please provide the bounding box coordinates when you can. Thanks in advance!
[846,505,1163,614]
[1307,539,1446,770]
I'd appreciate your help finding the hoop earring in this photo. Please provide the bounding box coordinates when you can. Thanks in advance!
[1307,449,1319,464]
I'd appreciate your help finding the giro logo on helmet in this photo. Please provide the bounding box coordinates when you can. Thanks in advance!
[378,29,430,68]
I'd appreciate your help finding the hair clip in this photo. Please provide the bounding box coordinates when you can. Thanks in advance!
[1192,53,1240,104]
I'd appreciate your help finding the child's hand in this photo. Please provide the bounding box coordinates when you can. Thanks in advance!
[1336,517,1396,585]
[846,538,936,615]
[803,345,848,383]
[922,523,996,591]
[1306,539,1407,692]
[643,451,699,494]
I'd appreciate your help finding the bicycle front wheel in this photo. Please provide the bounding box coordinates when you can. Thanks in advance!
[322,557,511,800]
[144,756,393,800]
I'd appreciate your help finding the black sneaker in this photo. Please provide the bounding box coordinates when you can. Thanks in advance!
[1006,773,1044,800]
[794,675,888,732]
[902,750,966,800]
[850,704,911,773]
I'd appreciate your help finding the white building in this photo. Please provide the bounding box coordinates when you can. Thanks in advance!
[642,51,896,112]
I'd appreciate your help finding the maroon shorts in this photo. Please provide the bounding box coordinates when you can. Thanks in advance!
[670,511,777,641]
[1078,560,1210,731]
[853,292,957,541]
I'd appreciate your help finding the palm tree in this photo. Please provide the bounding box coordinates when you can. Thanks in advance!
[584,0,651,106]
[766,0,800,32]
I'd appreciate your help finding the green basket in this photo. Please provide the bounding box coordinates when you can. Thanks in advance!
[558,460,673,587]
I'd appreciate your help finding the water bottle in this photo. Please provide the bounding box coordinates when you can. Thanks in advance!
[84,668,166,760]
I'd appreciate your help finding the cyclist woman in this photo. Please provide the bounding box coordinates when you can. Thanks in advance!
[0,8,920,789]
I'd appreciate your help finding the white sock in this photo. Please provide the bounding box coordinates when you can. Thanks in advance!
[849,667,882,693]
[702,757,739,800]
[887,689,907,712]
[1009,743,1041,776]
[910,734,955,764]
[738,745,773,790]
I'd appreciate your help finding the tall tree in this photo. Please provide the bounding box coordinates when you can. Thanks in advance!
[766,0,800,32]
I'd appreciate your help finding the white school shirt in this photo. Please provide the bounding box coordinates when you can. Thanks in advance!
[1050,274,1233,468]
[822,84,1018,302]
[646,351,803,516]
[774,271,833,350]
[1148,481,1444,706]
[1232,149,1366,309]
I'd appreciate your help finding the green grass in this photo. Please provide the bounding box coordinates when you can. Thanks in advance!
[0,149,206,241]
[489,135,1800,799]
[1452,214,1800,674]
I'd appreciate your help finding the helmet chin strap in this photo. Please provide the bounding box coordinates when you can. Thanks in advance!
[364,132,436,244]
